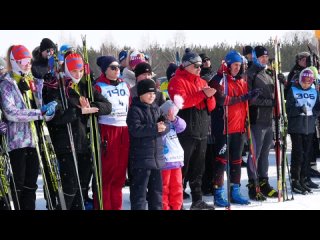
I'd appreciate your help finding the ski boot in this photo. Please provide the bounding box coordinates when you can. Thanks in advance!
[259,177,278,198]
[213,187,229,207]
[247,179,266,201]
[230,184,250,205]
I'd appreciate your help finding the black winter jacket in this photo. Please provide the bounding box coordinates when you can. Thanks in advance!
[126,97,170,169]
[246,64,274,126]
[286,83,320,135]
[43,78,112,154]
[31,47,50,79]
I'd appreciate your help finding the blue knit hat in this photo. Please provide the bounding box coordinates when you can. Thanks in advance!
[119,50,128,62]
[97,56,118,73]
[225,50,243,66]
[58,44,73,62]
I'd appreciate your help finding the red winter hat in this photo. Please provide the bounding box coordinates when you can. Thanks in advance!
[65,53,84,71]
[11,45,31,60]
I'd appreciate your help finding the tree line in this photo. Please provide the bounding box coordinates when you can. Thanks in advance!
[78,32,317,80]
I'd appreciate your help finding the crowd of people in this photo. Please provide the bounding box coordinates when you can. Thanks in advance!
[1,37,320,210]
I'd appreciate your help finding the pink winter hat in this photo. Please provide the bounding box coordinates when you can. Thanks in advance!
[129,51,145,69]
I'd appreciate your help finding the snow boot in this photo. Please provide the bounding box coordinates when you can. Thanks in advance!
[309,165,320,178]
[190,200,215,210]
[305,178,319,189]
[292,179,307,195]
[259,178,278,198]
[230,184,250,205]
[300,178,312,193]
[247,179,266,201]
[213,187,229,207]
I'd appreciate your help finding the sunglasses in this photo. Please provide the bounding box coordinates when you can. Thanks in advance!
[193,63,202,69]
[109,65,120,71]
[202,59,210,63]
[15,58,31,66]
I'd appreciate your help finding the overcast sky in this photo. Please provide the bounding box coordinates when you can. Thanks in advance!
[0,30,313,56]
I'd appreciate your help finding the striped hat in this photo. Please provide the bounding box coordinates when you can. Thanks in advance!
[65,53,84,71]
[11,45,31,60]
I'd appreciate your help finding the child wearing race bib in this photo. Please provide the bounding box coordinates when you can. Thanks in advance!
[160,95,186,210]
[286,68,320,194]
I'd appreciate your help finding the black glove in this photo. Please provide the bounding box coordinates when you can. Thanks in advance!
[43,72,53,82]
[265,69,274,77]
[18,78,30,93]
[241,88,263,102]
[277,73,286,85]
[157,115,166,122]
[299,104,307,115]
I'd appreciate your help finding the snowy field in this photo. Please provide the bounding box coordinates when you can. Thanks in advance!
[35,139,320,210]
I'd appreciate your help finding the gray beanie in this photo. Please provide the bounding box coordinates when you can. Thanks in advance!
[182,48,202,68]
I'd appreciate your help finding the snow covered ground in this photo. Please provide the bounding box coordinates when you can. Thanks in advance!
[35,142,320,210]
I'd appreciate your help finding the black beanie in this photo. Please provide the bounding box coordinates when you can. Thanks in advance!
[254,46,268,58]
[134,62,152,78]
[199,53,210,62]
[242,46,253,56]
[137,79,156,97]
[40,38,56,52]
[97,56,118,73]
[166,63,178,81]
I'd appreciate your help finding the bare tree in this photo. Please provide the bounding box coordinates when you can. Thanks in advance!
[282,30,313,44]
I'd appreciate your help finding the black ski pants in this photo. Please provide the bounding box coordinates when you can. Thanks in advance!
[9,147,39,210]
[290,133,313,181]
[130,168,162,210]
[179,136,207,203]
[213,132,245,187]
[57,152,92,210]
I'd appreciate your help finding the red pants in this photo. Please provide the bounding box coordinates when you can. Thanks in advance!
[99,124,129,210]
[161,168,183,210]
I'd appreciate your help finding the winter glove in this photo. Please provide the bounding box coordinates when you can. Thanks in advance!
[265,68,274,77]
[241,88,263,102]
[41,101,58,116]
[18,78,30,93]
[217,61,228,76]
[43,72,53,82]
[157,115,166,123]
[0,121,7,134]
[277,73,286,85]
[299,104,307,115]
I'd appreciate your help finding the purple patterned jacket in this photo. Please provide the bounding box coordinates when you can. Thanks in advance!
[0,72,45,151]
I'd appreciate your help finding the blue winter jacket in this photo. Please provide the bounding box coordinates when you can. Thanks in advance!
[126,97,170,169]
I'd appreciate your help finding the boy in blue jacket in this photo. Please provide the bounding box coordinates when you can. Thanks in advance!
[126,79,169,210]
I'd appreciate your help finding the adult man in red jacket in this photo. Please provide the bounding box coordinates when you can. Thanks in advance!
[168,48,216,210]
